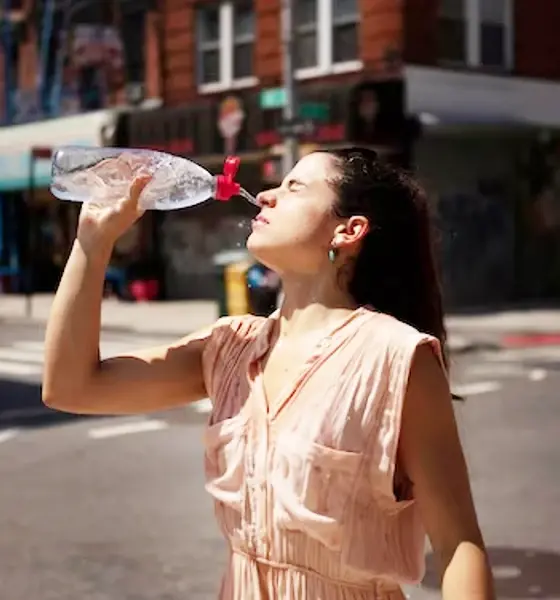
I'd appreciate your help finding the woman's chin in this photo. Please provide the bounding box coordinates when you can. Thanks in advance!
[246,234,280,265]
[246,231,267,254]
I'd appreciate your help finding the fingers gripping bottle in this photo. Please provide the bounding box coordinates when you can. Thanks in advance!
[49,146,258,209]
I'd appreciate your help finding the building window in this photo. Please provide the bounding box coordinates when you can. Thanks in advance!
[295,0,361,76]
[332,0,359,64]
[233,3,255,79]
[295,0,318,69]
[438,0,466,63]
[197,1,256,90]
[437,0,513,70]
[480,0,510,68]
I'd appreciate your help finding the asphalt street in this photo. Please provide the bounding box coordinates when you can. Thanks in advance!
[0,321,559,600]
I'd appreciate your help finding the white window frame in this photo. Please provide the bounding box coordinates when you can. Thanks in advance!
[440,0,514,70]
[197,2,257,94]
[296,0,362,80]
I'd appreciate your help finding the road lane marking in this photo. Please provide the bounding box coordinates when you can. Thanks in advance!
[192,398,212,414]
[0,360,42,377]
[12,341,46,352]
[0,347,44,363]
[465,363,525,378]
[0,429,19,444]
[528,368,547,381]
[88,419,168,440]
[486,347,560,362]
[453,381,502,397]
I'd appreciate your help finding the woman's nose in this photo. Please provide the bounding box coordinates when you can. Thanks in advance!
[256,189,277,207]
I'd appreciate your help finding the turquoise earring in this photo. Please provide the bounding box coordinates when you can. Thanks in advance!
[328,248,337,263]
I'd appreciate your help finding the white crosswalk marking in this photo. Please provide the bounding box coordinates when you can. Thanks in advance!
[453,381,502,397]
[451,344,560,395]
[88,419,169,440]
[0,334,174,381]
[0,333,213,417]
[0,347,44,363]
[0,429,19,444]
[0,360,42,377]
[193,398,213,414]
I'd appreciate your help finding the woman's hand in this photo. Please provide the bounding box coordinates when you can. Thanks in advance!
[77,172,152,257]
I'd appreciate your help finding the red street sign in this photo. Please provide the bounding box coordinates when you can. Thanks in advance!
[31,147,52,159]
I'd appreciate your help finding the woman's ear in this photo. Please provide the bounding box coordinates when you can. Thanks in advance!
[331,216,370,250]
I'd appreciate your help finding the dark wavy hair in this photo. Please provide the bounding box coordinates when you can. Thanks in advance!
[324,147,448,367]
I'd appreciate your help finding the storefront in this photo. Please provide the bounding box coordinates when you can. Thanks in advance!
[406,66,560,308]
[0,109,124,293]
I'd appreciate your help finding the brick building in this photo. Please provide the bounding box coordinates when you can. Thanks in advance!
[2,0,560,305]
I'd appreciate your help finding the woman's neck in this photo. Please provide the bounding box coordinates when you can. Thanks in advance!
[275,276,358,339]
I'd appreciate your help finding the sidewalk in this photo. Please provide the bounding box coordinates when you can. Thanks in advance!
[0,294,219,337]
[446,309,560,351]
[2,293,560,352]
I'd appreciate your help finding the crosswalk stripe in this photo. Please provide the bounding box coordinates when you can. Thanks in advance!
[192,398,212,414]
[528,368,547,381]
[453,381,502,396]
[12,341,46,352]
[0,347,44,363]
[465,363,525,377]
[0,429,19,444]
[88,419,168,440]
[0,360,42,377]
[0,336,173,376]
[13,337,171,352]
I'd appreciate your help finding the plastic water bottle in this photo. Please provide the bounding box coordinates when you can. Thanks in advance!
[49,146,258,210]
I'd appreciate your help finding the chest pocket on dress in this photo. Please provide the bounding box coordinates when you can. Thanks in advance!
[271,435,363,551]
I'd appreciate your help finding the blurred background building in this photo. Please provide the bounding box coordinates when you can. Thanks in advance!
[0,0,559,309]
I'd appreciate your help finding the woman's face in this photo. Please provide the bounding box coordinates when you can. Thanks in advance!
[247,152,342,274]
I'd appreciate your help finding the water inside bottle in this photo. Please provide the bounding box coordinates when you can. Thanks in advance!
[239,187,259,206]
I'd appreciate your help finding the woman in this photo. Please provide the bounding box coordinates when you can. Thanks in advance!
[43,147,495,599]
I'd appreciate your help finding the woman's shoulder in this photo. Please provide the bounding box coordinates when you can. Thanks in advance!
[359,307,424,337]
[358,307,440,358]
[211,312,271,339]
[203,313,272,360]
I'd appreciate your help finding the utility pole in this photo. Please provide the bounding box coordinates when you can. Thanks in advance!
[280,0,298,175]
[1,0,13,124]
[51,0,73,116]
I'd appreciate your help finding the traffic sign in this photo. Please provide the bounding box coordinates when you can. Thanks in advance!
[299,102,329,121]
[277,119,315,138]
[260,88,287,109]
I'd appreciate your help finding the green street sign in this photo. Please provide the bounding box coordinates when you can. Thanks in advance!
[299,102,329,121]
[260,88,287,109]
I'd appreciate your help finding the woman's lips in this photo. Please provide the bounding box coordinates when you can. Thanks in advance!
[252,214,269,227]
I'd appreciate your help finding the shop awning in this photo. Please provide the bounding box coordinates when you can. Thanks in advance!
[406,66,560,130]
[0,109,119,192]
[416,110,536,134]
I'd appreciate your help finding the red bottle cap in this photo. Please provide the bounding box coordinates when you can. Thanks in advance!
[215,156,241,201]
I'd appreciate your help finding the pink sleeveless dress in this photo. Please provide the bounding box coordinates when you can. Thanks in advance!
[201,306,441,599]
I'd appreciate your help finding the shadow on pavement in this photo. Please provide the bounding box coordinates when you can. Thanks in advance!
[0,377,91,429]
[422,546,560,598]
